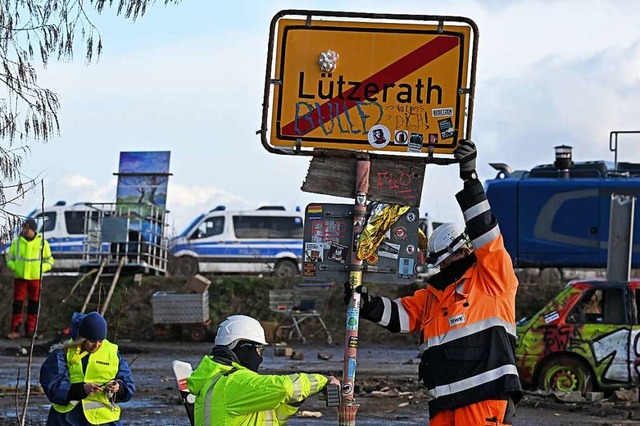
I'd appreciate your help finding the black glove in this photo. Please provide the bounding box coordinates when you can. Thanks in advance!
[454,139,477,181]
[342,282,372,312]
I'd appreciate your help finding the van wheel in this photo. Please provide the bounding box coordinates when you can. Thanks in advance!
[170,256,199,277]
[274,260,298,278]
[538,355,593,394]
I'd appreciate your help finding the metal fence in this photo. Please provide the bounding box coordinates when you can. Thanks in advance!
[81,202,168,275]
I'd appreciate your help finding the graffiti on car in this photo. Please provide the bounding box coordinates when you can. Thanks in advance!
[516,280,640,392]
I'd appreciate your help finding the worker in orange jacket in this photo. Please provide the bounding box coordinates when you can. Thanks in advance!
[345,140,522,425]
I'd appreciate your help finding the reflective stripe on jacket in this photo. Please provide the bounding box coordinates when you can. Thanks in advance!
[6,233,54,279]
[361,179,522,418]
[52,340,121,424]
[187,355,328,425]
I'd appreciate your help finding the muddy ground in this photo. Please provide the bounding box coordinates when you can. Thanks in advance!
[1,269,639,424]
[1,340,639,425]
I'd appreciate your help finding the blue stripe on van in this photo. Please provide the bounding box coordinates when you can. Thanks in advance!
[47,239,110,253]
[171,241,303,258]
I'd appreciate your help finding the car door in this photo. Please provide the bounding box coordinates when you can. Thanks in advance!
[567,286,632,385]
[189,215,225,272]
[631,284,640,385]
[231,215,269,273]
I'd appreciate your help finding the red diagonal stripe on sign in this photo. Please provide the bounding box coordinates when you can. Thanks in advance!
[280,35,459,137]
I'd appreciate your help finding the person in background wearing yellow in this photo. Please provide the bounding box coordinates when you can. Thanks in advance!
[5,218,54,339]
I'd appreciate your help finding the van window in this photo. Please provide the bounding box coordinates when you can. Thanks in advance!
[65,211,86,235]
[233,216,303,239]
[65,211,103,235]
[192,217,225,239]
[34,212,56,233]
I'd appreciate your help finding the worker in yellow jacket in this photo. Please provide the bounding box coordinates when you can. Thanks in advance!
[188,315,339,425]
[39,311,135,425]
[5,218,54,339]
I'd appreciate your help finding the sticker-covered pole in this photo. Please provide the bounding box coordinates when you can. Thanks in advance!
[339,154,370,425]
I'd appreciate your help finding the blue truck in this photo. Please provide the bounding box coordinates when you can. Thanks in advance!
[484,145,640,268]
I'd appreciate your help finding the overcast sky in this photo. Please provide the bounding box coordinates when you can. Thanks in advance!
[7,0,640,234]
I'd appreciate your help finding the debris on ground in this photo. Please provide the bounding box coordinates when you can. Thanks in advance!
[274,346,293,357]
[611,387,639,403]
[298,411,322,418]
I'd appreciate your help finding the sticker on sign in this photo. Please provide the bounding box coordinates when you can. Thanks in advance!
[263,11,476,156]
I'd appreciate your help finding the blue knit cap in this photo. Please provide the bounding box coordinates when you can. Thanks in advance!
[79,312,107,340]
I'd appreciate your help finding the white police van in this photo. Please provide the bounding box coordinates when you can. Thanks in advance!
[18,201,104,271]
[168,206,303,277]
[14,201,167,274]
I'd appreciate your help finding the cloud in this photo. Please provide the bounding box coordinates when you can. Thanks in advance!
[59,174,97,188]
[10,0,640,229]
[166,182,254,232]
[475,40,640,173]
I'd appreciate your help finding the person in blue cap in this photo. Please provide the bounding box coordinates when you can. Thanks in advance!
[39,311,136,425]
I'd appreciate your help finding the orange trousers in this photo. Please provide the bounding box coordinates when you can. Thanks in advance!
[430,399,511,426]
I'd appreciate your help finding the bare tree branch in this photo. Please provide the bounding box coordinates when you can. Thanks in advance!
[0,0,180,244]
[0,3,181,417]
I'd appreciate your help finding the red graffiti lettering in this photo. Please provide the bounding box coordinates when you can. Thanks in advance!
[374,171,416,200]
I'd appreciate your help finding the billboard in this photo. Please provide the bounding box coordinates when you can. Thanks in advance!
[115,151,171,216]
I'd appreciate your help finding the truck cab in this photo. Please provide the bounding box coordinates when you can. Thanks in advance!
[485,149,640,268]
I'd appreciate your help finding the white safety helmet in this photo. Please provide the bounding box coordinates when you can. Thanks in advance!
[214,315,268,348]
[427,222,470,266]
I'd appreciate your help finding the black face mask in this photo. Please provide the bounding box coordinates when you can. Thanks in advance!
[428,252,478,291]
[232,341,264,372]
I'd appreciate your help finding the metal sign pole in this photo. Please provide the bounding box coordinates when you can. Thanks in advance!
[606,194,635,281]
[339,154,369,425]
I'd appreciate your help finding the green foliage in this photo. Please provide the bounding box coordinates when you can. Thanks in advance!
[206,276,299,324]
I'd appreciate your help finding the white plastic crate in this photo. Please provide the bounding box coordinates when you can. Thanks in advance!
[151,290,210,324]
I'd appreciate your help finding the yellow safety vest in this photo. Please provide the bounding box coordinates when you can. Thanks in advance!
[52,340,121,425]
[6,233,54,279]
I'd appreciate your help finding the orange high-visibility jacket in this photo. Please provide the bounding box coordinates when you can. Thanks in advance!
[361,179,522,418]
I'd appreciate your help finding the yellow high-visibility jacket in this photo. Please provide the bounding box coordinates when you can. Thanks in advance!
[6,233,54,279]
[187,355,328,425]
[52,340,121,424]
